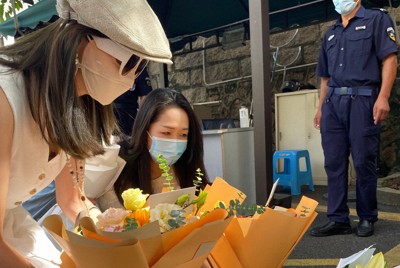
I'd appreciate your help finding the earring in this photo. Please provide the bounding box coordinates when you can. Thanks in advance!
[75,54,79,76]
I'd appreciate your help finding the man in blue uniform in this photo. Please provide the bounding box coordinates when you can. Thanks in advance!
[311,0,398,237]
[114,68,153,135]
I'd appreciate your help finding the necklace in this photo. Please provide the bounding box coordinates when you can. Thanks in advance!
[65,153,87,203]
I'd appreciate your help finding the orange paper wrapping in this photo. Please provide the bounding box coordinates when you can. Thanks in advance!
[204,177,318,268]
[43,207,231,268]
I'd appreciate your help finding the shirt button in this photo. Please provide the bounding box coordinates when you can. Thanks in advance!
[341,48,344,50]
[29,188,37,195]
[14,201,22,206]
[38,173,46,180]
[340,64,343,67]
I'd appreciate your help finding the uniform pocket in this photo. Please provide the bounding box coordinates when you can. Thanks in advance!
[347,30,372,58]
[326,39,338,64]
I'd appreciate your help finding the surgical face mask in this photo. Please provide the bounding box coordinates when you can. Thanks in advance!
[76,36,148,105]
[148,135,188,166]
[333,0,358,15]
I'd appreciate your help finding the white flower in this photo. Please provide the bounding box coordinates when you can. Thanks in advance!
[150,203,184,232]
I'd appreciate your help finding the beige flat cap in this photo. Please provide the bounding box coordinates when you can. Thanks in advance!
[56,0,172,64]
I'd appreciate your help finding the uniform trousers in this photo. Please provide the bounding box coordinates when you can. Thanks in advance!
[320,88,379,223]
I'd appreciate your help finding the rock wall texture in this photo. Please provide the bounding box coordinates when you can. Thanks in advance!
[148,8,400,177]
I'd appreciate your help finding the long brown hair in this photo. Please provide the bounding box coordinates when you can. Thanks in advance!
[0,19,117,159]
[114,88,209,201]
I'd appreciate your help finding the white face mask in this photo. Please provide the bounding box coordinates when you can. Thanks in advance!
[76,36,147,105]
[333,0,358,15]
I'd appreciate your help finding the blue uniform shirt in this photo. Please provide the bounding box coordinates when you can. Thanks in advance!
[316,6,398,88]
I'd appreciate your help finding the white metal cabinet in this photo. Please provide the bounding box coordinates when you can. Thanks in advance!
[202,128,256,203]
[275,90,328,185]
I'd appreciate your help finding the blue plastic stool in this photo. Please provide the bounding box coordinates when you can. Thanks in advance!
[272,149,314,195]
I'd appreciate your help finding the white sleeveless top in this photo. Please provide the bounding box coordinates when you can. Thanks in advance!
[0,64,66,209]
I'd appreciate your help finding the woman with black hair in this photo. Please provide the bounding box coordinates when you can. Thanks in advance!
[97,88,210,210]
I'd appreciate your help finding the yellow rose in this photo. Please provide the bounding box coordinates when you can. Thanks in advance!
[121,188,149,211]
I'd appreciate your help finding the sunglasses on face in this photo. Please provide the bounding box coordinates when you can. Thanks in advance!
[91,36,149,77]
[121,54,149,77]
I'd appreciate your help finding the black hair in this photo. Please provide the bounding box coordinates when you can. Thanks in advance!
[114,88,209,201]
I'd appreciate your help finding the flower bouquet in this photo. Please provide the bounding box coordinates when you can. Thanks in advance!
[337,245,387,268]
[199,177,319,268]
[43,185,231,268]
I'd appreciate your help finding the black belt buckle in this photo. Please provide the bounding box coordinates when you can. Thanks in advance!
[339,87,349,95]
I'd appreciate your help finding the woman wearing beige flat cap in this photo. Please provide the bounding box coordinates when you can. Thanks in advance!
[0,0,172,266]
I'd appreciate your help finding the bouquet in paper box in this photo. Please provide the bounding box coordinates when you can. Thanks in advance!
[43,184,231,268]
[199,177,318,268]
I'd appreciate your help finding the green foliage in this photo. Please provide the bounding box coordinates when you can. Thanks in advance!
[218,199,265,218]
[168,209,186,229]
[175,193,190,207]
[124,217,139,230]
[156,154,174,191]
[193,168,203,189]
[0,0,25,23]
[191,189,207,215]
[177,189,208,215]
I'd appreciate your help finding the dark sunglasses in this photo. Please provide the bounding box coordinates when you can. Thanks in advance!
[91,35,149,77]
[122,55,149,77]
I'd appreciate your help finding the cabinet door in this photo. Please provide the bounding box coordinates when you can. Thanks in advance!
[275,90,327,185]
[203,133,223,183]
[222,130,256,204]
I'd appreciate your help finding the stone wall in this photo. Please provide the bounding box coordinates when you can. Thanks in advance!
[148,7,400,177]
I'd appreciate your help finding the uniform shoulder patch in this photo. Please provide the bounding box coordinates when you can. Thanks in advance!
[371,7,388,13]
[387,27,396,42]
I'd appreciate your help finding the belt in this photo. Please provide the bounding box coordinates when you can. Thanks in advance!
[329,87,377,96]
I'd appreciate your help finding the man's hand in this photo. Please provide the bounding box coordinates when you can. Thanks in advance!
[374,53,397,125]
[314,109,322,129]
[373,95,390,125]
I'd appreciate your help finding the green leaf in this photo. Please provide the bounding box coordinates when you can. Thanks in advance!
[176,193,190,206]
[170,210,181,217]
[156,154,175,191]
[15,0,23,9]
[0,6,4,22]
[124,217,138,230]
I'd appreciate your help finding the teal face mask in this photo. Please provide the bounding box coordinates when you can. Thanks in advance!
[333,0,358,15]
[148,135,187,165]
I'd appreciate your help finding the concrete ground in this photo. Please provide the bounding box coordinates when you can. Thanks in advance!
[279,185,400,267]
